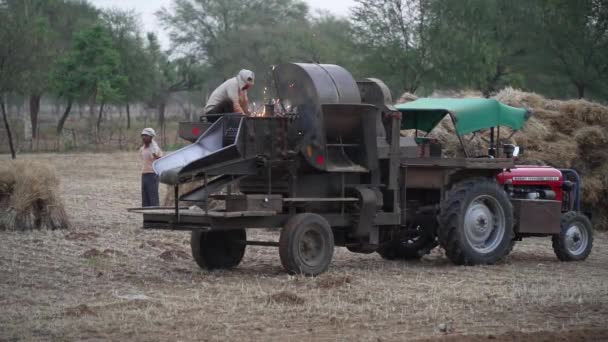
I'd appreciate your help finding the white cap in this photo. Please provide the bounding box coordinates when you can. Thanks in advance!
[141,128,156,137]
[237,69,255,88]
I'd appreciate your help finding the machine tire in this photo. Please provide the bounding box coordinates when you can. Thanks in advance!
[190,229,246,270]
[552,211,593,261]
[438,178,514,265]
[279,213,334,276]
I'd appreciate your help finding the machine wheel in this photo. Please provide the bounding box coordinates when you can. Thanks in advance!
[279,213,334,276]
[552,211,593,261]
[438,178,514,265]
[190,229,246,270]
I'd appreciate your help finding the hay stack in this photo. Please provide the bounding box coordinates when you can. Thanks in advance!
[494,89,608,229]
[397,92,418,104]
[0,160,69,230]
[398,87,608,230]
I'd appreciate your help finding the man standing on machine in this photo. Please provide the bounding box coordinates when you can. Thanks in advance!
[203,69,255,122]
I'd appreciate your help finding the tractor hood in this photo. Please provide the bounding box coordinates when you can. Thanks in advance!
[395,98,530,136]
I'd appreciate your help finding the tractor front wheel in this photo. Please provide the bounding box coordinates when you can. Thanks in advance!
[190,229,246,270]
[279,213,334,276]
[438,178,514,265]
[552,211,593,261]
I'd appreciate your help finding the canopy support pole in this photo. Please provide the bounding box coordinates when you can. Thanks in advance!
[490,127,496,157]
[449,113,469,158]
[496,126,500,157]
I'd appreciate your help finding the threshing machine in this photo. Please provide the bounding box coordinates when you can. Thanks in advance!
[130,63,593,275]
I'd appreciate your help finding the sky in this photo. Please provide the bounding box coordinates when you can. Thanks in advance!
[90,0,356,48]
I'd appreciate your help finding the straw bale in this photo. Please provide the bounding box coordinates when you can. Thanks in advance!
[0,160,69,231]
[560,100,608,126]
[397,92,418,103]
[579,176,604,207]
[574,126,608,149]
[494,87,545,109]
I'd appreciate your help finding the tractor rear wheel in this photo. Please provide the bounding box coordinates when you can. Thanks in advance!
[552,211,593,261]
[438,178,514,265]
[279,213,334,276]
[190,229,246,270]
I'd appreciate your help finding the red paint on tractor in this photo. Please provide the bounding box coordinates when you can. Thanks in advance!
[316,155,325,166]
[497,166,564,201]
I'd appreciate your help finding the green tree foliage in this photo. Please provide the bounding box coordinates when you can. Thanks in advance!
[0,0,35,157]
[158,0,308,65]
[13,0,98,139]
[52,24,127,135]
[102,8,156,128]
[351,0,433,94]
[426,0,535,96]
[2,0,608,155]
[306,14,358,70]
[158,0,364,103]
[146,33,206,131]
[0,0,97,138]
[540,0,608,99]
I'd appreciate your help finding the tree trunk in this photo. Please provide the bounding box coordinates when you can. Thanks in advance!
[29,93,41,139]
[576,83,585,99]
[158,101,166,145]
[96,101,105,133]
[158,101,166,128]
[1,97,16,159]
[88,88,97,134]
[56,98,73,135]
[126,103,131,129]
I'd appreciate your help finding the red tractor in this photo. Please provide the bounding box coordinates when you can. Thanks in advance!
[497,166,592,261]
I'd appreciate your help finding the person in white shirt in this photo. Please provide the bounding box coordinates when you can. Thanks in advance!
[139,128,163,207]
[203,69,255,122]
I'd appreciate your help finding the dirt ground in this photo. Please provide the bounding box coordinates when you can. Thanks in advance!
[1,152,607,341]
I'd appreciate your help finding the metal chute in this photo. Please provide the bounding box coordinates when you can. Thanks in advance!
[153,116,246,185]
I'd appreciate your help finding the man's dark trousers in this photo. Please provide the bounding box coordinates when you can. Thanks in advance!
[142,173,160,207]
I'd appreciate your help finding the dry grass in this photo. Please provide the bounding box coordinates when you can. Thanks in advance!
[0,160,69,230]
[0,152,607,341]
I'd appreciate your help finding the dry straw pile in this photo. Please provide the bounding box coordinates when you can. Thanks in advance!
[400,87,608,229]
[0,160,70,230]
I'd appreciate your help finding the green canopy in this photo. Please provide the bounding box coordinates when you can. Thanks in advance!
[395,98,529,136]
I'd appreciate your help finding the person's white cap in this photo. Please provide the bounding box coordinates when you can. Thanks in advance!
[141,128,156,137]
[238,69,255,88]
